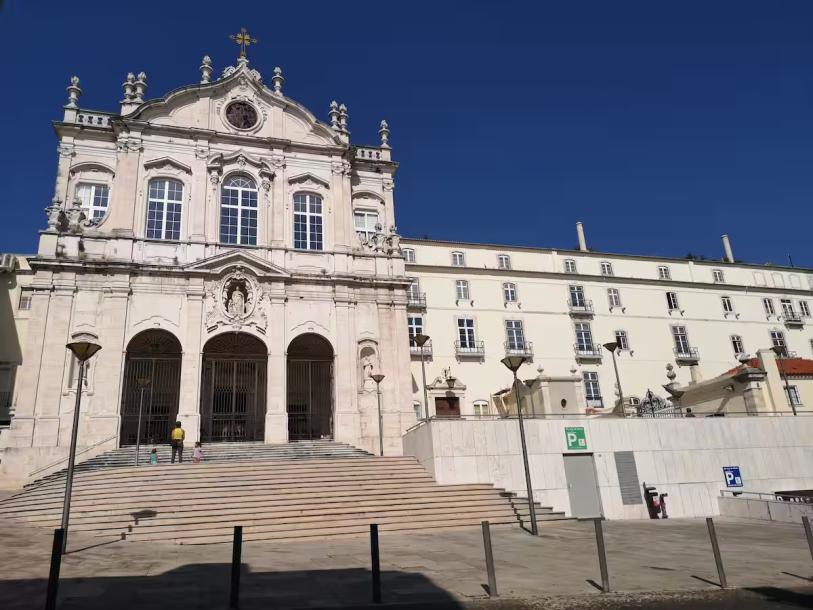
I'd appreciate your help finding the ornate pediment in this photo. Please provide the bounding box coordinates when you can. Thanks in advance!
[288,172,330,189]
[184,250,290,278]
[203,266,270,334]
[143,157,192,174]
[207,151,275,183]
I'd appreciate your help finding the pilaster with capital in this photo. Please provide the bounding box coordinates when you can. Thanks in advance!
[88,284,130,422]
[177,288,205,443]
[330,156,352,253]
[106,129,143,236]
[189,141,210,241]
[53,140,76,207]
[269,152,286,249]
[264,289,287,442]
[333,296,359,445]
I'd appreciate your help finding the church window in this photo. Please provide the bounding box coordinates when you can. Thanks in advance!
[403,248,416,263]
[503,282,517,303]
[293,192,323,251]
[225,101,258,129]
[146,179,183,240]
[354,210,378,241]
[75,183,109,221]
[607,288,622,309]
[220,175,258,245]
[498,254,511,270]
[600,261,614,276]
[18,291,32,311]
[455,280,470,300]
[451,251,465,266]
[473,400,489,416]
[563,258,577,273]
[658,265,671,280]
[712,269,725,283]
[731,334,745,356]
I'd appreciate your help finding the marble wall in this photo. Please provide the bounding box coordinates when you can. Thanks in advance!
[403,416,813,520]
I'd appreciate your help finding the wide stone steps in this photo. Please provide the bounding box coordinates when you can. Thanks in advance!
[0,445,536,544]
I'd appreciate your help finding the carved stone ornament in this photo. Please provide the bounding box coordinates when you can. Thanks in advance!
[204,267,269,333]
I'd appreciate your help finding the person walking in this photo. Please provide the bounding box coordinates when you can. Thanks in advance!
[170,421,185,464]
[193,442,203,464]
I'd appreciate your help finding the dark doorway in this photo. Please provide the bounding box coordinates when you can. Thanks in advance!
[200,333,267,442]
[287,333,334,440]
[120,330,182,446]
[434,396,461,418]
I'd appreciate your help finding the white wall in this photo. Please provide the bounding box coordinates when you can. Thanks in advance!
[403,416,813,520]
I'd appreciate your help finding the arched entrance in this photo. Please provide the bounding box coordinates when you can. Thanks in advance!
[200,332,267,442]
[287,333,334,440]
[119,330,182,446]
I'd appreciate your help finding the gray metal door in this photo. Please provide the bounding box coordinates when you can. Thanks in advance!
[563,454,603,518]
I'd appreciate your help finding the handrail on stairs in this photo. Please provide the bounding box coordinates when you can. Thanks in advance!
[28,433,118,478]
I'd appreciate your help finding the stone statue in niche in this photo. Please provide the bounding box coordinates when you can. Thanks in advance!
[362,355,374,379]
[359,344,379,390]
[228,284,247,316]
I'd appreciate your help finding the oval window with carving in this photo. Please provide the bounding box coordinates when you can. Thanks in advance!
[225,102,258,129]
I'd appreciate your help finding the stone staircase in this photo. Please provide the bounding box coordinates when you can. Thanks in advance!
[501,492,570,530]
[0,441,558,544]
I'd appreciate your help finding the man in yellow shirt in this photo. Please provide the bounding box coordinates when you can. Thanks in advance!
[170,421,186,463]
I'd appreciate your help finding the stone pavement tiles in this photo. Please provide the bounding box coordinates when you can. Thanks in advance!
[0,518,811,608]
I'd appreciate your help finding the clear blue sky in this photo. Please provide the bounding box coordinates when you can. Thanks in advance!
[2,1,812,266]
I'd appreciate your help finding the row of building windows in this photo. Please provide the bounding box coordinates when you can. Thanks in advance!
[405,248,733,284]
[408,278,810,319]
[75,178,383,250]
[407,313,800,363]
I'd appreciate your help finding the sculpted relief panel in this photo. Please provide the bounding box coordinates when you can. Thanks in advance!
[204,266,270,333]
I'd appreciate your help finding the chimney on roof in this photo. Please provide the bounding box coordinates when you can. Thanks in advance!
[722,234,734,263]
[576,222,587,252]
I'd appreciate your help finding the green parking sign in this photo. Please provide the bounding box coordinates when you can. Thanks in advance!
[565,427,587,450]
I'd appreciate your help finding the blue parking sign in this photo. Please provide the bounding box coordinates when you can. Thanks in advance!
[723,466,743,488]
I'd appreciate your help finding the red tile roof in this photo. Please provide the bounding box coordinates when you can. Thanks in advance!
[727,357,813,377]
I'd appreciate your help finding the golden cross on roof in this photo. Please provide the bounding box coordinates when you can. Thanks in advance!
[230,27,257,59]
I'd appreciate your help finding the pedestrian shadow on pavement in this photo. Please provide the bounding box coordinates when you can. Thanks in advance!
[0,563,467,610]
[746,586,813,609]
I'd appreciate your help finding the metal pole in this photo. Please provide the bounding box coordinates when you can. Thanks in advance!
[705,517,727,588]
[229,525,243,609]
[375,381,384,457]
[802,516,813,564]
[60,360,85,555]
[776,355,796,416]
[610,349,624,412]
[370,524,382,604]
[420,347,430,419]
[134,386,145,467]
[481,521,498,597]
[45,528,64,610]
[593,518,610,592]
[513,372,538,536]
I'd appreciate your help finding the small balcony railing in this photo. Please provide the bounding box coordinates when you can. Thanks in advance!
[409,342,433,358]
[504,340,534,360]
[407,292,426,309]
[782,311,804,327]
[455,340,485,357]
[574,343,603,360]
[674,346,700,363]
[567,299,594,316]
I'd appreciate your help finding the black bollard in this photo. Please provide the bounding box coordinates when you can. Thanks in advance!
[370,524,382,604]
[481,521,498,597]
[593,518,610,593]
[229,525,243,609]
[45,528,65,610]
[706,518,727,588]
[802,516,813,565]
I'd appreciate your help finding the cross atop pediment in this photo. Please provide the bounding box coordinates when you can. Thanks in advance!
[230,27,257,59]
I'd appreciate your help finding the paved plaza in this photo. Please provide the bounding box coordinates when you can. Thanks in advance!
[1,515,812,609]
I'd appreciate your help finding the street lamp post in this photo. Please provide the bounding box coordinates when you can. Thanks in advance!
[134,376,152,466]
[603,341,624,414]
[413,334,431,420]
[501,355,538,536]
[62,333,102,554]
[371,373,386,456]
[772,346,796,416]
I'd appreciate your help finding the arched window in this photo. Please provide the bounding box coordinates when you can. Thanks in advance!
[293,192,323,251]
[146,178,183,240]
[473,400,489,416]
[75,183,110,221]
[220,175,258,245]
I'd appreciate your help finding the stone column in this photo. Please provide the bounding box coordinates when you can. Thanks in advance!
[189,144,209,243]
[270,151,286,250]
[106,132,142,236]
[177,284,205,443]
[265,287,287,443]
[333,294,359,445]
[86,281,130,443]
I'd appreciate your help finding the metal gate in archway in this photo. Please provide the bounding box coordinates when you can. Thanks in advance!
[200,333,267,442]
[287,333,334,441]
[119,330,182,446]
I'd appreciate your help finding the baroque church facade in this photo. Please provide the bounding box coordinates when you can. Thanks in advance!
[2,47,813,486]
[0,51,414,481]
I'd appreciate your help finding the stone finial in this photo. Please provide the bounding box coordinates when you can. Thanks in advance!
[378,120,390,149]
[200,56,213,84]
[66,198,87,233]
[272,67,284,95]
[665,363,677,382]
[121,73,135,102]
[45,198,65,231]
[133,72,147,104]
[338,103,349,133]
[328,101,340,130]
[65,76,82,109]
